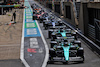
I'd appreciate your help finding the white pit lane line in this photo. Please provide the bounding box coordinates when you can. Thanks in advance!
[20,6,30,67]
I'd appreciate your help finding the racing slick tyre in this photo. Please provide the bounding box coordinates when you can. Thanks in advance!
[44,24,48,30]
[51,33,57,41]
[33,11,35,14]
[39,17,43,23]
[33,15,37,20]
[49,56,53,60]
[74,40,81,47]
[50,41,57,48]
[77,48,84,63]
[58,21,63,26]
[77,48,84,56]
[43,22,45,27]
[51,35,56,41]
[38,17,41,22]
[48,29,53,38]
[72,32,77,40]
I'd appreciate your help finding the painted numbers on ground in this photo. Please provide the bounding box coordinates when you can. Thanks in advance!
[27,28,37,35]
[27,23,35,27]
[26,19,34,23]
[26,12,32,14]
[25,23,37,28]
[30,38,39,48]
[24,28,41,37]
[26,16,32,19]
[26,13,32,16]
[25,9,31,12]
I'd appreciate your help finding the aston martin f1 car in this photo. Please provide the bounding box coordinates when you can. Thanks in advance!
[48,25,66,38]
[50,28,77,40]
[44,20,64,30]
[48,40,84,64]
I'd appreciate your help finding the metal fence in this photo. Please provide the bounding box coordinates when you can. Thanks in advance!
[94,19,100,43]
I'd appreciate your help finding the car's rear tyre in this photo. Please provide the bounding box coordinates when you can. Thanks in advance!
[81,56,85,63]
[48,30,53,38]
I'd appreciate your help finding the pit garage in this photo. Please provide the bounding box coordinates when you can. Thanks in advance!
[65,5,71,19]
[55,4,60,14]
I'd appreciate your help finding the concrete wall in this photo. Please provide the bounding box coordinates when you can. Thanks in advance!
[88,2,100,9]
[83,3,89,35]
[78,2,84,33]
[79,3,89,35]
[64,2,75,26]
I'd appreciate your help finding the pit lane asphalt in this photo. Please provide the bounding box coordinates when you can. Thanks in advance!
[29,0,100,67]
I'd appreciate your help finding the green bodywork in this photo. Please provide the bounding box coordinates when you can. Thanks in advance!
[62,46,70,61]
